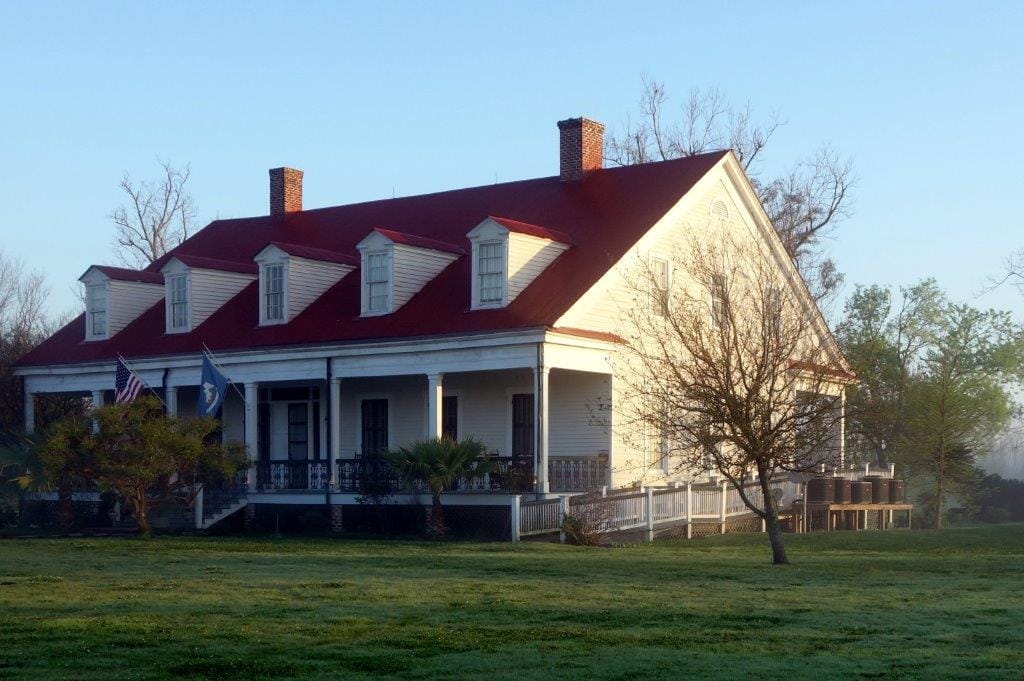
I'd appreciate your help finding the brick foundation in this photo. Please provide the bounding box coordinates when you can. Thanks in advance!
[330,505,344,534]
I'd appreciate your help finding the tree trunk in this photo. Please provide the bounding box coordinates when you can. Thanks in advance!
[756,471,789,565]
[765,510,789,565]
[427,494,445,538]
[56,481,74,531]
[934,472,944,530]
[127,491,151,536]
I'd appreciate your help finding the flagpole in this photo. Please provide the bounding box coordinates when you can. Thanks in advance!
[201,343,248,403]
[116,354,168,409]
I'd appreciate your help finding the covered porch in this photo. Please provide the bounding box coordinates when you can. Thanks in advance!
[241,366,612,495]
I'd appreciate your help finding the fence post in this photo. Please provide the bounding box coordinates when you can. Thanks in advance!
[194,485,204,530]
[645,486,655,542]
[510,494,521,543]
[719,480,728,534]
[685,481,693,539]
[558,495,569,544]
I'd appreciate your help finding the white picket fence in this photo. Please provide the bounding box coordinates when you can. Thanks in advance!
[514,477,804,541]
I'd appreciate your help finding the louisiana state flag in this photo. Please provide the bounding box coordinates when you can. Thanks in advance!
[197,353,228,417]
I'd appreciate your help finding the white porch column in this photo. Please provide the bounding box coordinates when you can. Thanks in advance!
[534,366,550,494]
[165,386,178,417]
[329,377,341,477]
[426,373,443,439]
[90,389,104,433]
[23,389,35,434]
[319,383,329,458]
[838,389,847,467]
[245,382,259,488]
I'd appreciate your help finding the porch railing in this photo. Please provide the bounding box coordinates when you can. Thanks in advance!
[334,454,608,494]
[257,461,330,491]
[201,470,248,525]
[516,477,804,539]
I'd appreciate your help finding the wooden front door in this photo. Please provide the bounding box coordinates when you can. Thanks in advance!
[360,399,388,457]
[511,393,534,459]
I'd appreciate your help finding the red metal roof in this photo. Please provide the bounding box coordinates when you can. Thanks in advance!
[83,266,164,285]
[18,152,726,367]
[268,242,359,267]
[488,216,573,244]
[163,254,258,275]
[369,228,466,255]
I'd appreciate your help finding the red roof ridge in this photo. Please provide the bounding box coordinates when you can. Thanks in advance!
[165,254,258,275]
[268,241,359,266]
[370,228,466,255]
[487,216,573,245]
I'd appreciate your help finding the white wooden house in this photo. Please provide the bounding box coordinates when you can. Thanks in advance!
[15,117,854,536]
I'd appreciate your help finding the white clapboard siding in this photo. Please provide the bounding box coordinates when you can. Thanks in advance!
[506,233,570,303]
[286,257,352,320]
[548,370,610,456]
[390,244,459,311]
[107,280,163,336]
[189,268,256,328]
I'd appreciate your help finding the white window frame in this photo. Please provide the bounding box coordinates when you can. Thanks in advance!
[260,261,287,325]
[166,273,190,332]
[363,250,392,315]
[476,240,506,307]
[85,283,108,340]
[649,256,671,317]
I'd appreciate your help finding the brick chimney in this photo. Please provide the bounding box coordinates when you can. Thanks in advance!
[557,117,604,182]
[269,167,303,216]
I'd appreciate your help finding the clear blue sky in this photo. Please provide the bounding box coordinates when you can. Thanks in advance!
[2,1,1022,319]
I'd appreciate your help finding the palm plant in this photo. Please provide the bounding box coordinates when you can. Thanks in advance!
[384,437,494,537]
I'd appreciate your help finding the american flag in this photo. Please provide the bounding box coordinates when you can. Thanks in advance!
[115,357,146,403]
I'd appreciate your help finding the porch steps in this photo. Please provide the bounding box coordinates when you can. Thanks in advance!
[201,498,247,530]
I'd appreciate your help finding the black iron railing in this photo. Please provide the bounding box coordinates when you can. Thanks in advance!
[334,454,608,493]
[256,461,330,491]
[201,470,248,524]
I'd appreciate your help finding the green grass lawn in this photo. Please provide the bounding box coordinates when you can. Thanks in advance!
[1,525,1022,680]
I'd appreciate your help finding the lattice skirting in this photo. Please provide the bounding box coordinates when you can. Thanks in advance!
[725,516,761,533]
[689,522,725,538]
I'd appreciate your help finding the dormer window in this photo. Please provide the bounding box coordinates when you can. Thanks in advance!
[253,243,355,325]
[477,241,506,305]
[355,229,462,317]
[262,263,285,323]
[168,273,189,331]
[467,217,572,311]
[78,266,164,342]
[365,252,391,313]
[86,284,108,338]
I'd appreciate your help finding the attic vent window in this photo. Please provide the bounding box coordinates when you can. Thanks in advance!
[710,199,730,220]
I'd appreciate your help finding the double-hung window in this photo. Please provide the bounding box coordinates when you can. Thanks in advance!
[168,274,189,330]
[87,285,107,337]
[264,263,285,322]
[366,252,390,313]
[478,241,504,305]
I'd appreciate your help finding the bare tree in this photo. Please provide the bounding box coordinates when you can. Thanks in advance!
[984,249,1024,297]
[607,79,855,301]
[110,160,196,268]
[613,235,849,564]
[0,251,81,439]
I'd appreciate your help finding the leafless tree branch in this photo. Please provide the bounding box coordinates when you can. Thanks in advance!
[109,160,196,268]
